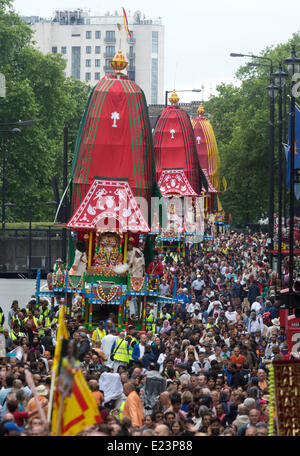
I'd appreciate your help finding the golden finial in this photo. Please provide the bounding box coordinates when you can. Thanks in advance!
[197,104,205,115]
[169,90,180,105]
[111,50,128,72]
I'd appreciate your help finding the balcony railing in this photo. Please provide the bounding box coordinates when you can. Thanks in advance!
[103,65,112,72]
[104,37,116,43]
[104,52,115,58]
[127,37,136,44]
[126,52,136,59]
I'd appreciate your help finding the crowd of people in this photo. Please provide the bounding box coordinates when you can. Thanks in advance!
[0,230,295,437]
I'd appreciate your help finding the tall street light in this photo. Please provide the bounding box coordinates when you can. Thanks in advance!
[283,44,300,306]
[165,89,201,107]
[230,52,275,264]
[0,120,36,230]
[272,63,288,283]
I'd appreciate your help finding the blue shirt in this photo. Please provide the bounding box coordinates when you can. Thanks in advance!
[175,293,190,310]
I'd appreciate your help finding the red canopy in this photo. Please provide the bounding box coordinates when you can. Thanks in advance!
[67,178,150,233]
[153,105,205,196]
[71,72,155,213]
[158,169,198,196]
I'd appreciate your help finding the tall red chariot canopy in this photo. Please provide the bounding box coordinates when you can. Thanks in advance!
[153,91,207,197]
[70,58,158,218]
[191,105,221,192]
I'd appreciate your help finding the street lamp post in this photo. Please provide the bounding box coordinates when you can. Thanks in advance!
[230,52,275,264]
[272,63,288,283]
[283,45,300,306]
[165,89,201,107]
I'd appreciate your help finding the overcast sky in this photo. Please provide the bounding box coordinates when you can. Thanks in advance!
[12,0,300,101]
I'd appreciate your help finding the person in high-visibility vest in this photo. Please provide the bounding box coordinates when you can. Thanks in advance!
[0,307,5,332]
[9,324,25,341]
[111,331,130,372]
[39,300,50,318]
[159,307,171,321]
[118,397,127,420]
[125,326,138,363]
[145,309,156,332]
[92,321,106,346]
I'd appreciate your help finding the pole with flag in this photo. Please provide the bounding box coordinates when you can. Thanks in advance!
[49,306,102,435]
[122,7,132,38]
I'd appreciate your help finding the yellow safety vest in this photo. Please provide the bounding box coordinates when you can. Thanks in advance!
[33,316,42,328]
[0,311,4,331]
[145,314,156,331]
[112,338,129,363]
[128,337,138,361]
[159,312,171,320]
[44,316,55,328]
[92,328,106,341]
[11,315,21,327]
[9,330,25,341]
[119,398,127,420]
[39,306,50,317]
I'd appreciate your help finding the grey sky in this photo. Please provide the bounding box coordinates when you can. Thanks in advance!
[12,0,300,101]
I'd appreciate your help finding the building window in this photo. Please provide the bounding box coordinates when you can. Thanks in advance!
[86,31,92,39]
[61,46,67,54]
[85,72,91,81]
[105,46,115,57]
[71,46,81,80]
[52,46,57,54]
[95,59,100,67]
[86,59,91,67]
[95,72,100,80]
[72,33,81,37]
[86,46,92,54]
[105,30,115,42]
[95,30,101,39]
[152,31,159,54]
[128,71,135,81]
[129,46,134,57]
[95,46,101,54]
[151,58,158,104]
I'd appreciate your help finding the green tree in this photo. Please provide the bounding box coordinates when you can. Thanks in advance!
[0,0,90,223]
[205,35,300,226]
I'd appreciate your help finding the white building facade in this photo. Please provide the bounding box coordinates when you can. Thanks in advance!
[27,9,164,104]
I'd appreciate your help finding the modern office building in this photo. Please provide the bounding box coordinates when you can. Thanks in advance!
[25,9,164,104]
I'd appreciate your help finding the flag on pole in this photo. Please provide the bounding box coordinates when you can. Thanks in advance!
[52,306,69,376]
[51,369,103,436]
[122,7,132,38]
[50,306,102,435]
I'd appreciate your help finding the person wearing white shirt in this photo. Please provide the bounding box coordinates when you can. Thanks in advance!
[225,305,238,323]
[101,329,118,368]
[251,296,263,314]
[247,312,264,336]
[207,300,222,316]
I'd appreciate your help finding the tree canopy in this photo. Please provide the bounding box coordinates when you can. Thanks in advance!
[0,0,90,223]
[205,35,300,227]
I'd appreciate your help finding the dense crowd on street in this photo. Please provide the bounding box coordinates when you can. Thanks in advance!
[0,230,295,436]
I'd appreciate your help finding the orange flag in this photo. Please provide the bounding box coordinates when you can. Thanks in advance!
[122,7,131,38]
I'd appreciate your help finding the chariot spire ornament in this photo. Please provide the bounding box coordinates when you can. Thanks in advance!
[168,90,180,105]
[110,50,128,72]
